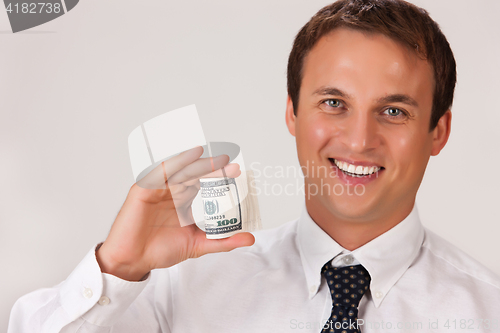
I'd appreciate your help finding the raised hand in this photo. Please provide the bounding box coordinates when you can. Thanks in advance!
[96,146,255,281]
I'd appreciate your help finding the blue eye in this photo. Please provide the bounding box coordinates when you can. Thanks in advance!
[326,99,341,107]
[385,108,402,116]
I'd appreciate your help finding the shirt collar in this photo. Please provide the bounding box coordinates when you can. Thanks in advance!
[297,202,424,308]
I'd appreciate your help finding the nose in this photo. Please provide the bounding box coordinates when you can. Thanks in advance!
[339,110,380,153]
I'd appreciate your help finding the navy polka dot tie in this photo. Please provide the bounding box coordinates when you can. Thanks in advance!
[320,262,371,333]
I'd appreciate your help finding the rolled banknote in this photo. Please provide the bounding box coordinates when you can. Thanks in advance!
[200,170,261,239]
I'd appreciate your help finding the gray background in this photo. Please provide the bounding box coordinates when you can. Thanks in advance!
[1,0,499,330]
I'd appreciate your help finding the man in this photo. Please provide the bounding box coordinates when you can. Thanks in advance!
[9,0,500,332]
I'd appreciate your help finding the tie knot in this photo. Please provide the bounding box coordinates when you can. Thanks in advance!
[321,263,371,309]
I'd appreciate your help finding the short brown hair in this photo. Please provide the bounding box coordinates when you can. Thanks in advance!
[287,0,457,130]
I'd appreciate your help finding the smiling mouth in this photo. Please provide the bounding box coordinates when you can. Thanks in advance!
[329,158,385,177]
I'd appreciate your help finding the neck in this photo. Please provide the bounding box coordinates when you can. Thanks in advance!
[305,198,415,251]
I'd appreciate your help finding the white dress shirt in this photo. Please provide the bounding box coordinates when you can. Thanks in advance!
[8,204,500,332]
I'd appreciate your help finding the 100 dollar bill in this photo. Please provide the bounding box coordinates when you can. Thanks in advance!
[200,170,261,239]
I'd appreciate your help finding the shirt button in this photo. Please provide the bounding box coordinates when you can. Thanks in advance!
[83,288,93,299]
[343,255,354,265]
[309,285,316,293]
[374,291,383,298]
[98,296,110,306]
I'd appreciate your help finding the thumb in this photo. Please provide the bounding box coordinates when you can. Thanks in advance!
[195,232,255,257]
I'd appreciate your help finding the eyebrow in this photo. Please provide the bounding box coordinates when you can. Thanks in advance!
[377,94,419,107]
[313,86,352,99]
[312,86,419,107]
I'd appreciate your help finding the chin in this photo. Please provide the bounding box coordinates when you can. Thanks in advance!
[316,191,383,223]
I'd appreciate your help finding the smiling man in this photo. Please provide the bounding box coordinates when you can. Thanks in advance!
[9,0,500,332]
[286,25,449,251]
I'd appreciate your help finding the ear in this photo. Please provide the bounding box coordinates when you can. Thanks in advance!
[430,110,452,156]
[285,95,296,137]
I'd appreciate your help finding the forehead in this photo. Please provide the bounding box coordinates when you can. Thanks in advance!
[301,28,434,104]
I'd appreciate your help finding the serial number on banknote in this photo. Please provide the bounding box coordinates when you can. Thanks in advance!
[205,215,225,221]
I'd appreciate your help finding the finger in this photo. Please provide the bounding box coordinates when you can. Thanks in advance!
[169,183,187,195]
[136,146,204,189]
[173,183,199,199]
[170,179,200,197]
[136,165,168,190]
[201,163,241,179]
[171,183,201,206]
[161,146,205,178]
[167,154,230,185]
[183,178,200,187]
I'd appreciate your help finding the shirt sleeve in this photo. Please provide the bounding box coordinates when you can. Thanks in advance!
[8,244,168,333]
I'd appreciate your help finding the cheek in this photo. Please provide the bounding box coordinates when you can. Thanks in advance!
[296,116,332,154]
[393,137,413,167]
[389,127,431,171]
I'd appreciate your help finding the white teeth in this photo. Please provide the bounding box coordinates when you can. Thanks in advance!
[333,159,381,176]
